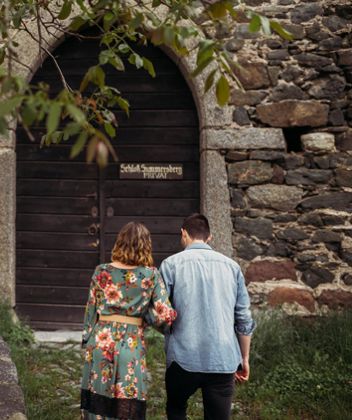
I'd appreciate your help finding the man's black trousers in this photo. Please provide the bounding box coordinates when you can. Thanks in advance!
[165,362,235,420]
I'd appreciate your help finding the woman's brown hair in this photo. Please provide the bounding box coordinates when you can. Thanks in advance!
[111,222,153,267]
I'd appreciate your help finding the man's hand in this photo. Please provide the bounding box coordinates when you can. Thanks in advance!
[234,359,250,383]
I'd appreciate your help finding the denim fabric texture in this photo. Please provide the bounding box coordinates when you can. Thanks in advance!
[160,243,256,373]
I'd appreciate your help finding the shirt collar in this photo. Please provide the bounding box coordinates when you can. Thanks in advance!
[185,242,212,251]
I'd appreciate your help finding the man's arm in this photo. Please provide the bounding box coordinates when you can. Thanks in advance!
[234,269,256,382]
[159,260,174,302]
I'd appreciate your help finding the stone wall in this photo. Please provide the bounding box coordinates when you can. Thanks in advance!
[224,0,352,314]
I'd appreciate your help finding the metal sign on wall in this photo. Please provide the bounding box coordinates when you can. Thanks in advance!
[119,163,183,180]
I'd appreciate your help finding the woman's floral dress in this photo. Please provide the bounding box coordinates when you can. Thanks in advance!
[80,263,176,420]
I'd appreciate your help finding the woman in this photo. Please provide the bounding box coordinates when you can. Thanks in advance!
[80,222,177,420]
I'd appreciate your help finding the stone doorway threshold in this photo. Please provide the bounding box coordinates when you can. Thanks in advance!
[34,330,81,343]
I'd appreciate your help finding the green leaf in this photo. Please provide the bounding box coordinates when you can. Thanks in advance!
[99,50,111,65]
[118,43,130,54]
[191,57,213,77]
[63,122,81,140]
[163,26,175,46]
[58,0,72,20]
[66,104,86,124]
[152,0,161,6]
[204,69,216,94]
[110,55,125,72]
[128,53,143,69]
[197,40,215,66]
[104,122,116,137]
[0,96,23,117]
[69,16,86,31]
[208,1,227,19]
[116,97,130,116]
[143,58,156,78]
[260,15,271,35]
[46,102,62,134]
[249,15,261,33]
[80,66,106,91]
[70,131,88,158]
[270,21,294,41]
[21,103,37,126]
[216,75,230,106]
[103,12,116,31]
[130,13,143,30]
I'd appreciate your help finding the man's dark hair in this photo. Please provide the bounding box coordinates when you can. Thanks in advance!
[182,213,210,241]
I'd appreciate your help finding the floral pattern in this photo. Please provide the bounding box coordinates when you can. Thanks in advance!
[81,264,176,419]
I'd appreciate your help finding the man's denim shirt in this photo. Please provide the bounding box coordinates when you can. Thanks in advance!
[160,243,256,373]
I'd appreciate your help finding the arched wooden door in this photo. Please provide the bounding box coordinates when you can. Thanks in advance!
[16,37,199,329]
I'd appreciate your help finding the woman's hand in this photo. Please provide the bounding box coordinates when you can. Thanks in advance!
[234,359,250,383]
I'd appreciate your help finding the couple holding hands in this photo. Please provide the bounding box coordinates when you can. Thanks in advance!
[80,213,255,420]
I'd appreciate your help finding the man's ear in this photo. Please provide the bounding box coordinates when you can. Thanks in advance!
[206,234,213,244]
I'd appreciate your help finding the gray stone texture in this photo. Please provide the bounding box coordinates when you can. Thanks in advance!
[228,160,273,185]
[256,101,330,127]
[230,89,267,106]
[285,168,333,185]
[201,151,233,257]
[301,132,336,153]
[299,192,352,211]
[0,337,26,419]
[234,217,273,239]
[291,3,323,23]
[0,149,16,306]
[247,184,303,211]
[203,128,286,150]
[335,168,352,187]
[233,61,271,89]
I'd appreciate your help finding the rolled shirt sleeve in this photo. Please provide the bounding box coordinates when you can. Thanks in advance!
[234,269,256,336]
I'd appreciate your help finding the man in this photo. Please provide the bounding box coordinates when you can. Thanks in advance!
[160,213,255,420]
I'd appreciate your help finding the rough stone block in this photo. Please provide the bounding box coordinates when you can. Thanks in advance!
[291,3,323,23]
[230,89,267,106]
[285,168,333,185]
[233,61,270,89]
[336,130,352,151]
[0,385,26,418]
[234,216,273,239]
[302,267,334,288]
[256,101,329,128]
[228,160,273,185]
[317,289,352,309]
[247,184,303,211]
[336,49,352,66]
[203,128,286,150]
[301,132,336,153]
[0,149,16,305]
[311,230,342,243]
[245,260,297,283]
[268,287,315,312]
[233,236,265,260]
[342,273,352,286]
[308,77,346,100]
[277,227,309,242]
[335,168,352,187]
[296,53,333,67]
[270,83,306,102]
[299,192,352,211]
[201,151,233,257]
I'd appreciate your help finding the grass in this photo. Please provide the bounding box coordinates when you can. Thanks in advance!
[0,304,351,419]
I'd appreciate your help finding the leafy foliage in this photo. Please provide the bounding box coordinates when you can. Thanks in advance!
[0,0,293,165]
